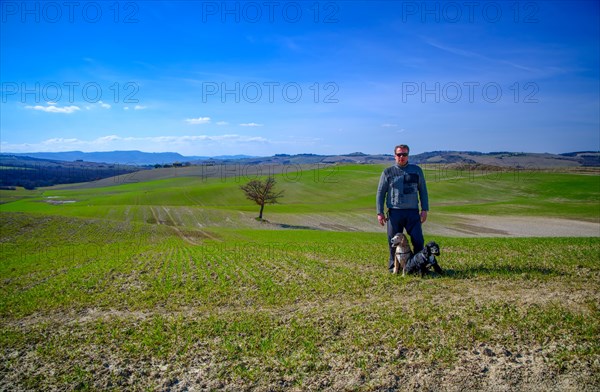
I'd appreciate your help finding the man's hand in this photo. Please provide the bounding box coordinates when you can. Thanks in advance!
[420,210,428,224]
[377,213,387,226]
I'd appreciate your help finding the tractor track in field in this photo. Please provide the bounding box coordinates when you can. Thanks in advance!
[148,206,220,244]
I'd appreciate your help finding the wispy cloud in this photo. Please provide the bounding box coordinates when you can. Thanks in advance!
[424,38,541,73]
[134,105,147,110]
[86,101,113,110]
[185,117,211,124]
[240,122,263,127]
[25,103,80,114]
[42,138,80,145]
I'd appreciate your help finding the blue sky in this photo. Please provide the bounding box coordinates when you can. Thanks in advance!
[1,1,599,156]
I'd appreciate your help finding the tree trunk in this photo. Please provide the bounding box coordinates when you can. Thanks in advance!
[258,203,265,220]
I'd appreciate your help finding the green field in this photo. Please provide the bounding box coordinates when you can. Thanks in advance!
[1,165,599,390]
[2,164,599,227]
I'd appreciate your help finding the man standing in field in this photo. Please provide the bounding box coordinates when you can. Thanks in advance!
[376,144,429,272]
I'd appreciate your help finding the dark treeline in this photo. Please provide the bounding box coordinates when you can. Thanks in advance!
[0,163,139,189]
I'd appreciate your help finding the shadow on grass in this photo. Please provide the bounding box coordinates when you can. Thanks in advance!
[254,218,320,230]
[440,266,556,279]
[278,224,322,230]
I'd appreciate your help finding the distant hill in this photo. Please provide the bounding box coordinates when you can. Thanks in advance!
[410,151,600,168]
[6,150,599,168]
[195,151,600,168]
[7,151,201,165]
[6,151,259,165]
[198,153,395,166]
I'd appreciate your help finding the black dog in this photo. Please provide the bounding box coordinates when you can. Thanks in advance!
[404,241,443,277]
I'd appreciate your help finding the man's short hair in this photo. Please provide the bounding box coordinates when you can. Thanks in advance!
[394,144,410,153]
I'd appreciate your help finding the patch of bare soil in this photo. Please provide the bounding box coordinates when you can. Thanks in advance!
[428,215,600,238]
[2,324,597,391]
[253,213,600,238]
[319,222,360,231]
[317,346,598,392]
[172,226,221,245]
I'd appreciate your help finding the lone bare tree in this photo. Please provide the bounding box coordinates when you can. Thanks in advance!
[240,176,284,220]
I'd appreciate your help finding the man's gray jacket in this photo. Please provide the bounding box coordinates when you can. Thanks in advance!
[376,163,429,215]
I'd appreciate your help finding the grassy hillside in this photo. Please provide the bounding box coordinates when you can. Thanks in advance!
[1,164,598,228]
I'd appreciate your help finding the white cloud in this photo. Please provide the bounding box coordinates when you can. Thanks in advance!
[240,122,263,127]
[381,123,398,128]
[96,135,122,143]
[42,138,80,145]
[216,121,229,126]
[99,101,111,109]
[185,117,211,124]
[134,105,147,110]
[25,103,80,114]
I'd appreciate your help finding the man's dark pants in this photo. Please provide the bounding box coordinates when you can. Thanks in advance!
[386,208,424,272]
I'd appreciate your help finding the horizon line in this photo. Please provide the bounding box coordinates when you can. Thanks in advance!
[2,149,599,158]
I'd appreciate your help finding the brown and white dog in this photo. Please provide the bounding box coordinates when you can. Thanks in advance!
[390,232,413,275]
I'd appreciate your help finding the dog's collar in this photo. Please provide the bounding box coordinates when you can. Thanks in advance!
[397,251,412,254]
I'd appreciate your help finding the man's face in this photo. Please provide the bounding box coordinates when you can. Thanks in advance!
[394,147,409,166]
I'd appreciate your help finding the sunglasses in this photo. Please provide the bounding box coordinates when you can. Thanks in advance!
[395,152,409,157]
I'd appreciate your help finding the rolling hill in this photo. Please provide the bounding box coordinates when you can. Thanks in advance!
[5,151,254,165]
[2,163,598,237]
